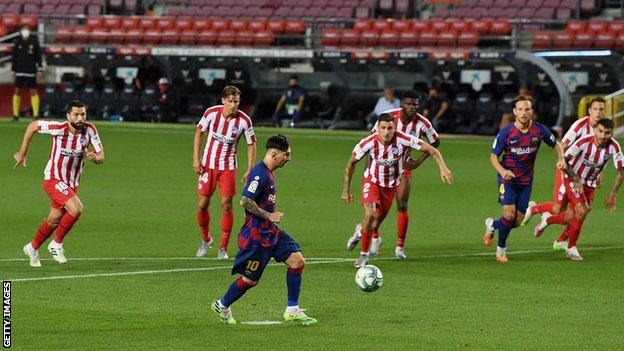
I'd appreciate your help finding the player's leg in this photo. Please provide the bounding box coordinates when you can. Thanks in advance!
[216,169,237,259]
[46,195,83,264]
[565,189,592,260]
[484,183,515,259]
[12,84,21,120]
[394,173,411,255]
[369,206,388,258]
[196,169,217,257]
[524,170,565,225]
[23,207,64,267]
[356,202,376,268]
[30,87,40,118]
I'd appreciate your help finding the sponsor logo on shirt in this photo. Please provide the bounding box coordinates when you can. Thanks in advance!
[376,158,399,166]
[511,146,537,155]
[210,133,235,145]
[60,149,85,157]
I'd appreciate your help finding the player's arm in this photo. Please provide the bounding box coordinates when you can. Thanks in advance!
[342,153,360,204]
[553,141,567,171]
[419,143,453,184]
[240,196,283,223]
[242,142,257,183]
[192,127,205,174]
[490,153,514,181]
[604,168,624,213]
[86,145,105,164]
[405,139,440,171]
[13,121,39,168]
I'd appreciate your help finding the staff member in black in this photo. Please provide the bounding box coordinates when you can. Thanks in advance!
[12,25,43,121]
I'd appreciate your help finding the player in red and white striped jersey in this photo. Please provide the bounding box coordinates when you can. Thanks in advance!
[13,100,105,267]
[193,85,257,259]
[533,118,624,260]
[352,90,440,259]
[523,97,606,250]
[342,113,453,268]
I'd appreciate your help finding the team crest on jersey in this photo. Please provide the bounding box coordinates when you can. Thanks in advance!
[531,137,539,143]
[390,146,400,155]
[231,126,239,135]
[80,136,88,146]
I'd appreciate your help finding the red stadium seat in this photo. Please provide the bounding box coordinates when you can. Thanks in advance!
[229,19,248,31]
[211,19,229,31]
[321,28,341,46]
[125,29,143,44]
[451,20,471,33]
[457,30,479,47]
[73,27,90,43]
[2,15,20,30]
[267,19,285,34]
[19,15,38,29]
[340,29,359,46]
[586,20,607,33]
[532,31,552,49]
[161,29,179,45]
[489,20,510,35]
[593,31,615,49]
[419,30,437,46]
[103,17,122,29]
[379,30,399,47]
[174,17,193,31]
[372,20,391,32]
[143,28,161,45]
[180,29,198,45]
[85,17,103,29]
[573,31,594,48]
[412,20,430,32]
[608,21,624,34]
[90,28,109,44]
[391,19,412,32]
[565,20,586,33]
[55,26,73,43]
[215,30,235,46]
[139,18,156,30]
[156,18,175,30]
[397,30,418,47]
[284,20,305,34]
[248,19,267,31]
[436,30,457,47]
[430,21,450,32]
[235,30,254,46]
[359,29,379,46]
[253,30,274,46]
[353,19,372,31]
[614,33,624,50]
[121,17,140,30]
[108,28,126,44]
[471,19,491,35]
[193,19,211,31]
[552,31,573,48]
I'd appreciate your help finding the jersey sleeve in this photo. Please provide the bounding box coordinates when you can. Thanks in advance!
[401,134,423,151]
[562,121,580,146]
[36,120,65,136]
[491,129,508,156]
[564,138,583,160]
[420,118,439,144]
[537,123,557,148]
[242,118,256,145]
[611,142,624,170]
[196,111,213,133]
[87,125,104,153]
[353,137,374,161]
[242,167,268,202]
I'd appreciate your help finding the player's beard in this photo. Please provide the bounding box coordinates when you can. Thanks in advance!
[71,121,85,130]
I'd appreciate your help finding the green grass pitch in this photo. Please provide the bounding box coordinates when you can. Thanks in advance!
[1,120,623,350]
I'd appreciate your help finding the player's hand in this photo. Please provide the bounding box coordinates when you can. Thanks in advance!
[556,158,567,171]
[341,191,353,204]
[86,151,96,162]
[193,160,202,175]
[571,180,583,193]
[268,211,284,223]
[500,169,515,181]
[241,170,250,184]
[13,151,27,168]
[604,193,617,213]
[440,169,453,184]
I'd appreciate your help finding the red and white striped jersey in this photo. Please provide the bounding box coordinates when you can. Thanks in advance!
[562,116,594,147]
[353,131,423,188]
[565,135,624,188]
[197,105,256,171]
[37,120,103,189]
[372,108,439,145]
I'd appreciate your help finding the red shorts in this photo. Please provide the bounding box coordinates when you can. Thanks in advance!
[555,176,595,206]
[360,178,396,217]
[43,179,77,209]
[196,168,237,197]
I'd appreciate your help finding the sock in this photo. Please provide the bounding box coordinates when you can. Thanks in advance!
[547,212,566,225]
[31,221,55,249]
[532,202,554,215]
[221,277,253,307]
[493,217,513,248]
[396,211,409,248]
[53,213,78,243]
[286,267,303,307]
[567,218,583,248]
[372,228,379,239]
[557,227,570,242]
[12,93,21,117]
[361,229,371,253]
[219,211,233,250]
[31,93,40,117]
[197,210,212,243]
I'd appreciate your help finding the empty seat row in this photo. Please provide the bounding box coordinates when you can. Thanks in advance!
[56,27,276,46]
[533,31,624,50]
[565,20,624,34]
[352,19,511,36]
[167,5,362,19]
[321,28,481,48]
[84,17,306,34]
[0,3,101,15]
[0,14,37,30]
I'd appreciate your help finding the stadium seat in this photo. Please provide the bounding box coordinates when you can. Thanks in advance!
[72,27,90,43]
[211,19,229,31]
[248,19,267,31]
[489,20,510,35]
[234,30,254,46]
[566,20,587,33]
[59,82,80,104]
[79,83,99,115]
[284,20,305,35]
[552,31,573,48]
[437,31,457,47]
[573,31,594,48]
[412,20,430,32]
[230,19,248,31]
[340,29,359,46]
[139,18,156,30]
[321,28,341,46]
[431,21,449,32]
[471,19,491,35]
[161,29,180,45]
[451,20,471,33]
[40,84,59,118]
[108,28,126,44]
[143,28,161,45]
[474,92,498,135]
[594,31,615,49]
[179,29,198,45]
[379,30,399,47]
[450,92,476,134]
[90,28,109,44]
[193,19,211,31]
[20,15,38,28]
[23,4,40,14]
[137,84,157,121]
[216,30,235,46]
[156,18,174,30]
[397,30,418,47]
[125,28,143,44]
[196,29,217,45]
[372,20,391,32]
[267,19,285,34]
[253,30,274,46]
[2,15,20,30]
[118,84,139,120]
[55,26,73,43]
[419,30,437,47]
[458,31,479,47]
[555,8,572,20]
[587,20,607,33]
[103,17,122,29]
[614,33,624,51]
[174,17,193,31]
[532,31,552,49]
[360,29,379,46]
[392,20,412,32]
[96,80,117,118]
[353,19,372,31]
[85,17,103,29]
[608,21,624,34]
[121,17,140,30]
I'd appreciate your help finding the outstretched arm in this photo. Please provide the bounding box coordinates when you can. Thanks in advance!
[192,128,204,175]
[13,121,39,168]
[341,153,359,204]
[419,143,453,184]
[240,196,283,223]
[405,140,440,171]
[604,169,624,212]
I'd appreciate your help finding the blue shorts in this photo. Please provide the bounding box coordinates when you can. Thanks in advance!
[231,231,301,281]
[497,181,532,214]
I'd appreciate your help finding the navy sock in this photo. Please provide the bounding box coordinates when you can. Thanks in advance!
[286,267,303,307]
[221,277,253,307]
[494,217,513,248]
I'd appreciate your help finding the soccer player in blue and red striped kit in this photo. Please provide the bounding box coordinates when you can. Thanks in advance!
[212,134,317,326]
[483,95,566,262]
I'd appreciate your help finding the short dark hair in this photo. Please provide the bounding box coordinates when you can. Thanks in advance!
[266,134,289,152]
[66,100,87,113]
[401,90,419,100]
[222,85,241,98]
[588,96,606,109]
[289,74,299,81]
[377,112,394,123]
[597,118,614,130]
[512,95,535,109]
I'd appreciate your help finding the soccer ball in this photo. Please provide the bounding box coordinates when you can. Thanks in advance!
[355,264,383,292]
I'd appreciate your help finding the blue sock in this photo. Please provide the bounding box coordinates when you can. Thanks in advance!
[494,217,513,248]
[286,268,303,307]
[221,277,252,307]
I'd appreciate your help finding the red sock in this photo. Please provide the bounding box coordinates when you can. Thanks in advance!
[546,212,566,225]
[54,213,78,243]
[31,221,55,249]
[396,211,409,248]
[567,218,583,248]
[372,228,379,239]
[557,227,569,242]
[361,229,372,253]
[197,210,212,243]
[532,202,554,215]
[220,211,233,250]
